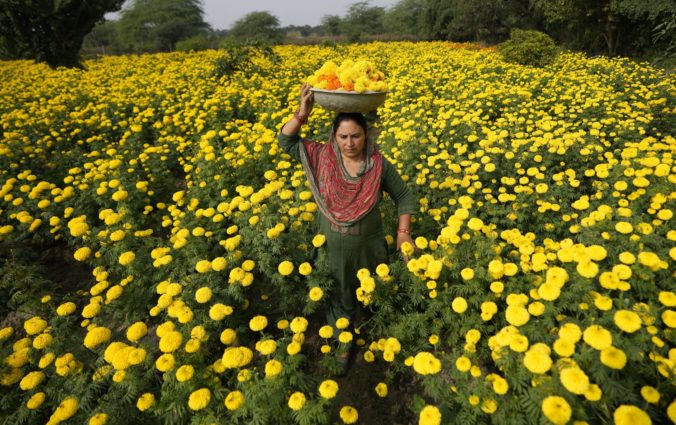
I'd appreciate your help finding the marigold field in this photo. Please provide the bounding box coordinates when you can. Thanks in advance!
[0,42,675,425]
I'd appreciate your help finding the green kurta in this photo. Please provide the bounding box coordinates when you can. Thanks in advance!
[278,132,415,330]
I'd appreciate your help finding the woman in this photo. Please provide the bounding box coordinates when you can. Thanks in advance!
[278,84,415,371]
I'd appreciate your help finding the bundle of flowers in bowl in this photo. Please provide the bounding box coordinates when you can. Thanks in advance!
[307,59,388,112]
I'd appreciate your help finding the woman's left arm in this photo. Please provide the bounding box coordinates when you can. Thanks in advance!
[380,158,416,251]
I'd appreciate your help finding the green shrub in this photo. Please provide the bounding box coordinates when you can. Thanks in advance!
[499,29,558,67]
[212,39,280,78]
[175,34,211,52]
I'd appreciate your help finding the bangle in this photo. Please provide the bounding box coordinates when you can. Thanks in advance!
[293,110,308,125]
[397,228,410,234]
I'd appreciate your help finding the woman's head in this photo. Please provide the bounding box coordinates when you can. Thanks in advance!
[332,112,368,160]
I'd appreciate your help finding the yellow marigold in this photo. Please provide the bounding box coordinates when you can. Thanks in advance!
[224,390,245,410]
[319,325,334,339]
[264,359,283,378]
[460,268,475,280]
[614,309,642,333]
[339,406,358,424]
[290,317,308,333]
[19,371,45,391]
[118,251,135,266]
[455,356,471,372]
[220,328,237,345]
[155,353,175,372]
[640,386,660,404]
[73,247,92,261]
[583,325,612,350]
[375,382,388,397]
[56,302,76,316]
[288,391,306,411]
[375,263,390,278]
[576,260,599,278]
[195,260,211,273]
[319,379,339,399]
[309,287,324,301]
[26,392,46,409]
[126,322,147,342]
[158,331,183,353]
[452,297,468,313]
[222,347,253,369]
[541,396,571,425]
[600,346,627,369]
[278,260,294,276]
[88,413,108,425]
[176,364,194,382]
[419,405,441,425]
[298,262,312,276]
[212,257,227,271]
[194,287,212,303]
[559,366,590,395]
[335,317,350,329]
[613,405,651,425]
[249,315,268,332]
[505,305,530,327]
[412,351,441,375]
[47,397,78,424]
[188,388,211,411]
[24,316,48,335]
[523,349,552,374]
[312,234,326,247]
[84,326,111,349]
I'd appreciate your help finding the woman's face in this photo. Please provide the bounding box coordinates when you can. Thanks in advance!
[335,119,366,160]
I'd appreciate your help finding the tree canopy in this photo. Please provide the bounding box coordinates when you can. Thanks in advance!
[229,11,282,44]
[117,0,209,52]
[0,0,125,68]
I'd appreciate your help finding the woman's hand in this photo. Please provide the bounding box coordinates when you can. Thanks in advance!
[298,83,314,117]
[396,232,414,263]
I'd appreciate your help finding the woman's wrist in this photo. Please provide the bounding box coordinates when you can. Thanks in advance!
[294,110,308,125]
[397,227,410,234]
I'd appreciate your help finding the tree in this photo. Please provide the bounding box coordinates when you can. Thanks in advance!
[383,0,427,37]
[422,0,536,43]
[117,0,209,52]
[229,11,282,44]
[341,1,386,41]
[530,0,676,56]
[320,15,343,36]
[0,0,125,68]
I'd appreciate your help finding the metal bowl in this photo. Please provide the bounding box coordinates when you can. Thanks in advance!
[310,88,387,113]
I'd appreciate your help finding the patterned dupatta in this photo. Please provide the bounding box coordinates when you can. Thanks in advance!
[298,129,383,228]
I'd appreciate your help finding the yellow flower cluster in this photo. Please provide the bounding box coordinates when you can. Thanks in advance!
[307,59,387,92]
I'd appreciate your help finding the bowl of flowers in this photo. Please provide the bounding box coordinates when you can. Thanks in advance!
[307,60,388,113]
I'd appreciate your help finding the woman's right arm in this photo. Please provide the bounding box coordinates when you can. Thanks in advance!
[278,84,314,160]
[281,83,314,136]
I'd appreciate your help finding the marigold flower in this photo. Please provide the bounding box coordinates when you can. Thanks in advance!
[541,396,571,425]
[613,405,651,425]
[224,390,244,410]
[419,405,441,425]
[339,406,358,424]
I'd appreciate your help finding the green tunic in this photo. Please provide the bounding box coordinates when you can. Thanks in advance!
[278,132,415,330]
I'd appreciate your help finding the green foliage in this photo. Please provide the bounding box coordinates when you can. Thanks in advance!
[212,40,280,79]
[175,34,211,52]
[499,29,558,67]
[229,11,282,44]
[0,0,125,68]
[382,0,427,37]
[117,0,209,52]
[319,15,342,37]
[340,1,386,42]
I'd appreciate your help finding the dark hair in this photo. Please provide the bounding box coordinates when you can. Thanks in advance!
[331,112,368,137]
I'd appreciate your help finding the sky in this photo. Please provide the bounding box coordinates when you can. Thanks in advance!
[110,0,401,30]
